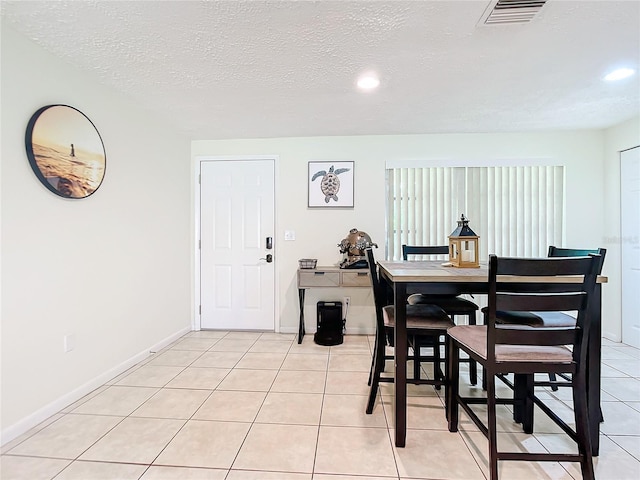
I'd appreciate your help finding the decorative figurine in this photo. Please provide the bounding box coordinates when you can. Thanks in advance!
[338,228,378,268]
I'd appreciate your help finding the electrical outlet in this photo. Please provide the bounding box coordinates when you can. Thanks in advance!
[343,296,350,307]
[63,334,75,353]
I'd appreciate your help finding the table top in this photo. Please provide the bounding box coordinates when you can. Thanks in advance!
[377,260,608,284]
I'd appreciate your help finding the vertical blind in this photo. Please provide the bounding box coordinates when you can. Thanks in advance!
[386,166,564,261]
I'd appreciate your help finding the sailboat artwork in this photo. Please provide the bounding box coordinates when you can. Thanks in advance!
[25,105,106,199]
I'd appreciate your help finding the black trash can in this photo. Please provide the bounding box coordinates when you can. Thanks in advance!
[314,301,344,346]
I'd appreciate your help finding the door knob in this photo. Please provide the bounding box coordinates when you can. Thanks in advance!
[260,254,273,263]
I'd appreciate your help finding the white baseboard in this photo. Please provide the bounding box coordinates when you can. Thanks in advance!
[602,331,622,343]
[1,326,191,447]
[279,326,374,336]
[345,327,375,335]
[279,326,298,335]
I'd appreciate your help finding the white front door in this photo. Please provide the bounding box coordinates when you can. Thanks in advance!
[621,146,640,348]
[200,159,275,330]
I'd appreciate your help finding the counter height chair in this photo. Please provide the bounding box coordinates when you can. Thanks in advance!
[365,248,454,414]
[491,247,606,391]
[403,245,480,384]
[447,254,600,480]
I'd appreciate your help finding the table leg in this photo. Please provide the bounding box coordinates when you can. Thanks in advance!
[394,282,407,447]
[513,374,525,424]
[588,283,602,456]
[298,288,306,344]
[512,374,534,433]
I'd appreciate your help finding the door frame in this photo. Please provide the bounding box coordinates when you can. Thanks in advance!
[620,146,640,347]
[194,155,279,332]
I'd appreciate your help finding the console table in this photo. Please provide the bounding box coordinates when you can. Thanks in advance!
[297,266,370,343]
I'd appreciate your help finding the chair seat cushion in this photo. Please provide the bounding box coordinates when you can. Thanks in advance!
[383,304,454,330]
[448,325,573,364]
[408,294,478,312]
[481,307,576,327]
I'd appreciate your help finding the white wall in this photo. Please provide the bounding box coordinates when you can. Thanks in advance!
[1,24,192,442]
[603,116,640,341]
[3,17,636,446]
[193,130,616,337]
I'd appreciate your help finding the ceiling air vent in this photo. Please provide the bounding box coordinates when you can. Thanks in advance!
[482,0,547,25]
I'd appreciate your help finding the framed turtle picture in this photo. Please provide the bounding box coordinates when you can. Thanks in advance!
[25,104,106,199]
[308,161,354,208]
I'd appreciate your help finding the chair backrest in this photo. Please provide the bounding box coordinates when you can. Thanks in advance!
[548,246,607,274]
[402,244,449,260]
[366,248,386,332]
[486,254,600,367]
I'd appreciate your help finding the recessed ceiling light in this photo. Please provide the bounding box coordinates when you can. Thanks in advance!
[604,67,635,81]
[357,74,380,91]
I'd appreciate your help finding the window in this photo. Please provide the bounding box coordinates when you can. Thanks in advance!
[386,166,564,261]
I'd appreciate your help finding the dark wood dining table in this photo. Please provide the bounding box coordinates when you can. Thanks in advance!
[377,260,606,455]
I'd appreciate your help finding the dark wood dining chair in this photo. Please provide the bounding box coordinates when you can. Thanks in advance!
[365,248,454,414]
[402,244,480,384]
[446,254,600,480]
[491,246,606,391]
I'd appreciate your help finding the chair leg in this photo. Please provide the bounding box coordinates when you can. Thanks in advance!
[366,330,386,414]
[548,371,604,422]
[467,313,478,385]
[573,372,595,480]
[481,311,487,391]
[434,336,442,390]
[366,357,381,414]
[444,336,450,419]
[368,332,379,386]
[447,336,460,431]
[486,370,499,480]
[482,367,487,391]
[413,337,421,381]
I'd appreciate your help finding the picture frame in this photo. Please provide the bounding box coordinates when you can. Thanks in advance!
[308,161,354,208]
[25,104,106,199]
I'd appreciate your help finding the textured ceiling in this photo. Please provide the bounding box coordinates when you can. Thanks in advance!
[2,0,639,140]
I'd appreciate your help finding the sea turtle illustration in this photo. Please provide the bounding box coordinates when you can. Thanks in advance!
[311,165,350,203]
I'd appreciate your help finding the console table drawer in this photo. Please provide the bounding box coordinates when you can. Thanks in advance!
[341,271,370,287]
[298,271,340,287]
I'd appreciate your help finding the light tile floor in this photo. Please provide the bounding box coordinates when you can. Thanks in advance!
[1,332,639,479]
